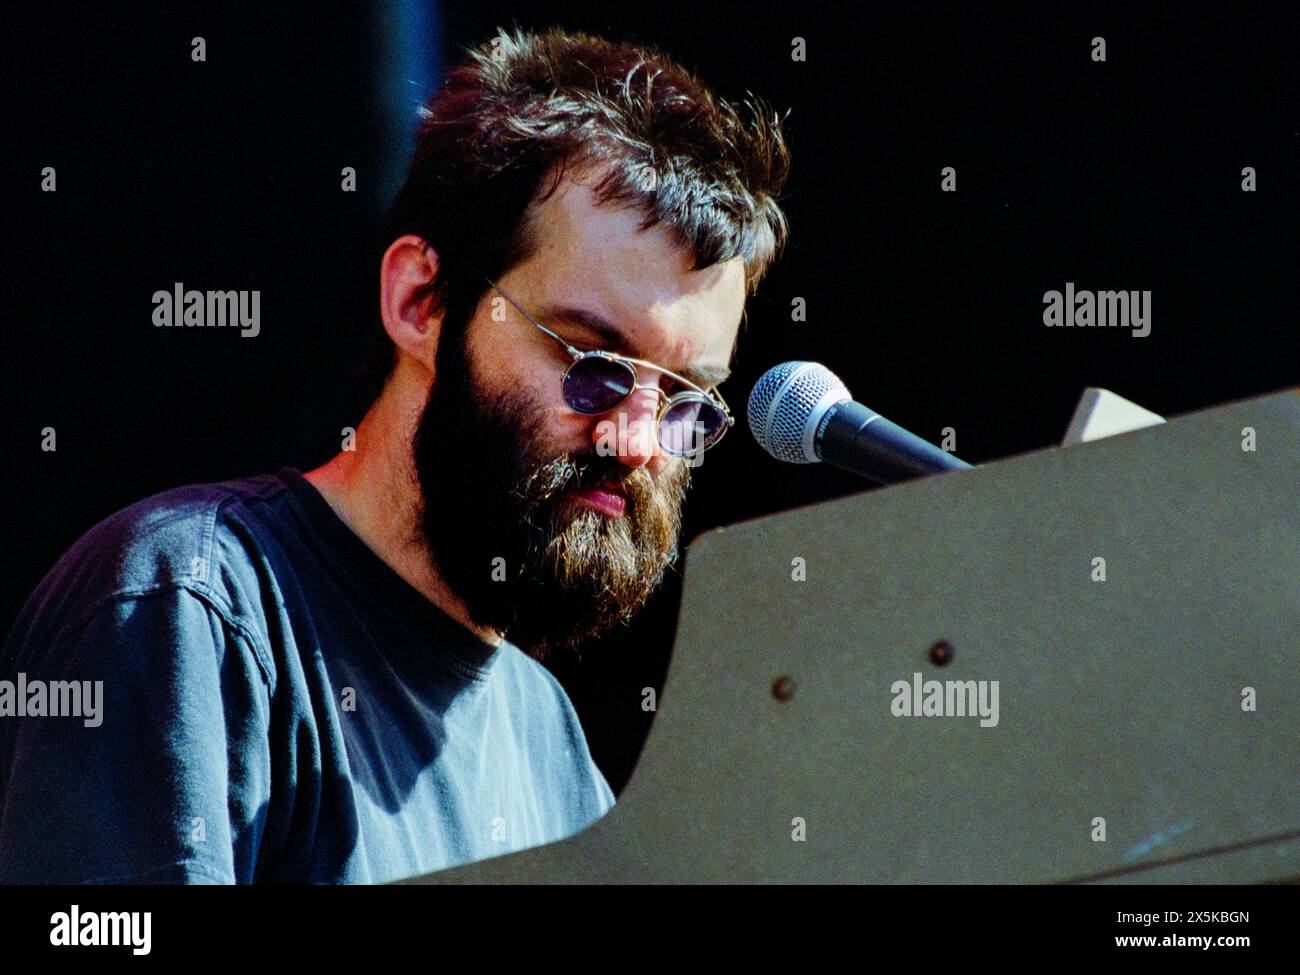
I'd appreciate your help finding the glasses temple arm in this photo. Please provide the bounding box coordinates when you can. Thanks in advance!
[485,277,585,359]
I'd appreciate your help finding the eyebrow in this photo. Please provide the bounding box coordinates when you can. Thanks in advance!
[542,305,733,389]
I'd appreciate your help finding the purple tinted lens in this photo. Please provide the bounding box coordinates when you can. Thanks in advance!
[659,398,726,455]
[564,356,636,414]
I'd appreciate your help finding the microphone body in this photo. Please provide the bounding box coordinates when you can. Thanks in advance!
[748,361,972,485]
[818,400,971,484]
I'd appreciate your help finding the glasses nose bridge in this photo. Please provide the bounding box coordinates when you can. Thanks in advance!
[629,378,672,410]
[618,383,673,442]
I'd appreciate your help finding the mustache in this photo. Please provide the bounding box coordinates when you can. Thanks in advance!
[512,452,667,511]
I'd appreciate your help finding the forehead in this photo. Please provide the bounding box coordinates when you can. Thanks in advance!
[504,170,746,369]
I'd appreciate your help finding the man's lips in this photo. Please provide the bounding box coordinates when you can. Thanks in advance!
[571,482,627,517]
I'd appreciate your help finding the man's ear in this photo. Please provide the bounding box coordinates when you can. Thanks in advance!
[379,234,443,374]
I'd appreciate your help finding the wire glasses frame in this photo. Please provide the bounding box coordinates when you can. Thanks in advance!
[485,279,735,458]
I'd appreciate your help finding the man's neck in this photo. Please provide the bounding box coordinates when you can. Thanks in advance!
[302,366,504,648]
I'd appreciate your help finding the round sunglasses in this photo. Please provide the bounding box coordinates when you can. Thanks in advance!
[487,280,734,458]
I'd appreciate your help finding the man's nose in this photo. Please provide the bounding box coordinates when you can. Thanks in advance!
[592,386,664,470]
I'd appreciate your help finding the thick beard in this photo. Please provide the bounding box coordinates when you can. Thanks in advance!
[412,331,691,662]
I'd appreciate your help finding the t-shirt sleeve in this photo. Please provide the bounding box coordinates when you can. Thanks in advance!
[0,586,274,884]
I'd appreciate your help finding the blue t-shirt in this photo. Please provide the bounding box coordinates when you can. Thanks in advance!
[0,467,614,884]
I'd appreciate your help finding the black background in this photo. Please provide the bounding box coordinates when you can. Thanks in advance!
[5,1,1296,792]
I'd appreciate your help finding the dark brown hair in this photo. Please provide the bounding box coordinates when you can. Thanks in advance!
[377,25,791,394]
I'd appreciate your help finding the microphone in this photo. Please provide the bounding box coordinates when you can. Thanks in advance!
[747,361,972,485]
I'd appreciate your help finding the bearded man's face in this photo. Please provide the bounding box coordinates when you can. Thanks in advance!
[413,327,690,659]
[410,172,745,659]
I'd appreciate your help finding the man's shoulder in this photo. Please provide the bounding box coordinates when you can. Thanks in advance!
[11,471,292,650]
[491,643,617,815]
[494,644,613,798]
[487,646,587,746]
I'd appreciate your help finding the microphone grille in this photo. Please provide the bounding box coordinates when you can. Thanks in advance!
[747,361,850,463]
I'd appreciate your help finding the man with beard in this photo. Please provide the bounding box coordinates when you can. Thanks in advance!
[0,27,788,883]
